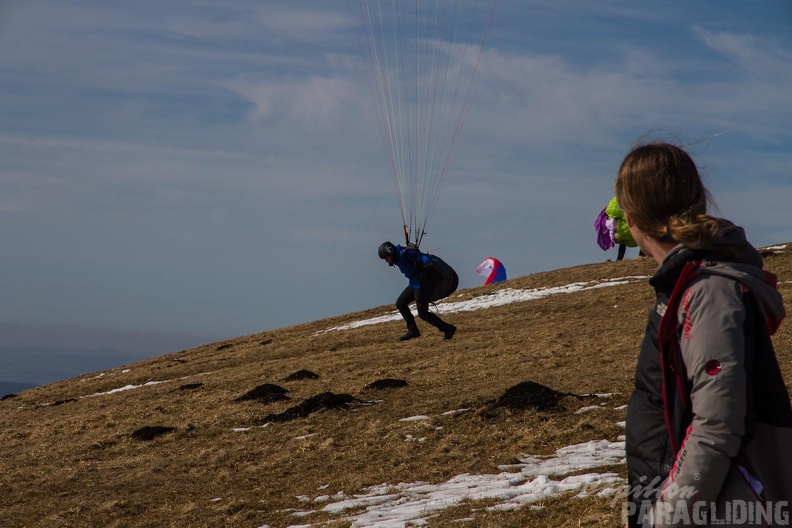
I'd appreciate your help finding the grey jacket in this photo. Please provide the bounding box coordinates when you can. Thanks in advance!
[628,224,792,527]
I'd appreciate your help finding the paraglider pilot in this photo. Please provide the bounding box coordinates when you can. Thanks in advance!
[378,241,458,341]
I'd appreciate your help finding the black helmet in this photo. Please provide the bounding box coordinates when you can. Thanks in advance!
[378,241,396,259]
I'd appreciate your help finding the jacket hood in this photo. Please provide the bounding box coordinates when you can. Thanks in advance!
[657,220,784,333]
[698,260,785,335]
[659,219,763,272]
[707,219,764,269]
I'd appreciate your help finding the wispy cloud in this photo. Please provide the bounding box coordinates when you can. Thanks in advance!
[694,26,792,83]
[254,6,356,36]
[221,75,361,125]
[0,134,258,160]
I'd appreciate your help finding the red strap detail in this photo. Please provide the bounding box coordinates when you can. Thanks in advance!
[767,314,783,336]
[658,260,702,454]
[761,271,784,335]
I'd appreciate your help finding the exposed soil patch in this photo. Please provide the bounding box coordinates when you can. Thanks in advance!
[50,398,78,406]
[176,383,203,391]
[235,384,290,403]
[489,381,579,411]
[259,392,364,423]
[282,369,320,381]
[364,378,408,390]
[131,426,176,441]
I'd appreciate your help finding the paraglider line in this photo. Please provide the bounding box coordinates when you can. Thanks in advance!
[425,0,497,228]
[351,0,498,247]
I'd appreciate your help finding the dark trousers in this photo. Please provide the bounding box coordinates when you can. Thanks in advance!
[396,285,450,331]
[617,244,626,261]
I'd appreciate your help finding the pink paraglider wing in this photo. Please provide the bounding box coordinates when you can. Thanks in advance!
[475,257,507,285]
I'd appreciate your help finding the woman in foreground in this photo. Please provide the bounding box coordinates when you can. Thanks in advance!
[618,142,792,527]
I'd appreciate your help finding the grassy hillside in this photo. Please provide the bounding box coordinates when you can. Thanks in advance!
[1,246,790,528]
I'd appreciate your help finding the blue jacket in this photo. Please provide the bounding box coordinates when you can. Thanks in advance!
[394,245,434,288]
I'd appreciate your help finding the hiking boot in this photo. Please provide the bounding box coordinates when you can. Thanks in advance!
[443,325,457,340]
[399,328,421,341]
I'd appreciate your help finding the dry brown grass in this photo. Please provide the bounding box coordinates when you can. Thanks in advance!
[2,246,791,528]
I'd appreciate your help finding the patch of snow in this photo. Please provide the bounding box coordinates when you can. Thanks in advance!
[277,438,626,527]
[82,380,168,398]
[574,405,603,414]
[230,424,271,432]
[441,408,472,416]
[399,415,430,422]
[317,277,649,334]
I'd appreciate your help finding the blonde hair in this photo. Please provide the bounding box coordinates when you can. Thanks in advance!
[615,142,720,250]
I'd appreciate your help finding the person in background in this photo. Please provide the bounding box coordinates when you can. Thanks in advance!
[607,196,637,260]
[378,241,458,341]
[617,142,791,527]
[595,196,638,260]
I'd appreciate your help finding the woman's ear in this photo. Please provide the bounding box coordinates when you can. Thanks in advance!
[624,212,634,228]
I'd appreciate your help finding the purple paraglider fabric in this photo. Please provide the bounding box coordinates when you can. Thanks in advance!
[594,207,615,251]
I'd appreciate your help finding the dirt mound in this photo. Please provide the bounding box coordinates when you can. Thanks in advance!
[131,426,176,441]
[282,369,320,381]
[364,378,408,390]
[491,381,574,411]
[235,384,290,403]
[50,398,77,406]
[260,392,362,423]
[176,383,203,391]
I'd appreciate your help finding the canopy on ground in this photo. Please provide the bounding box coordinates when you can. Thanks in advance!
[475,257,507,285]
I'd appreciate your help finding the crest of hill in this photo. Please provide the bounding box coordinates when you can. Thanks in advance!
[1,246,790,528]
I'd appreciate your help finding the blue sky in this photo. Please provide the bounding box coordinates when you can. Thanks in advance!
[1,1,790,357]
